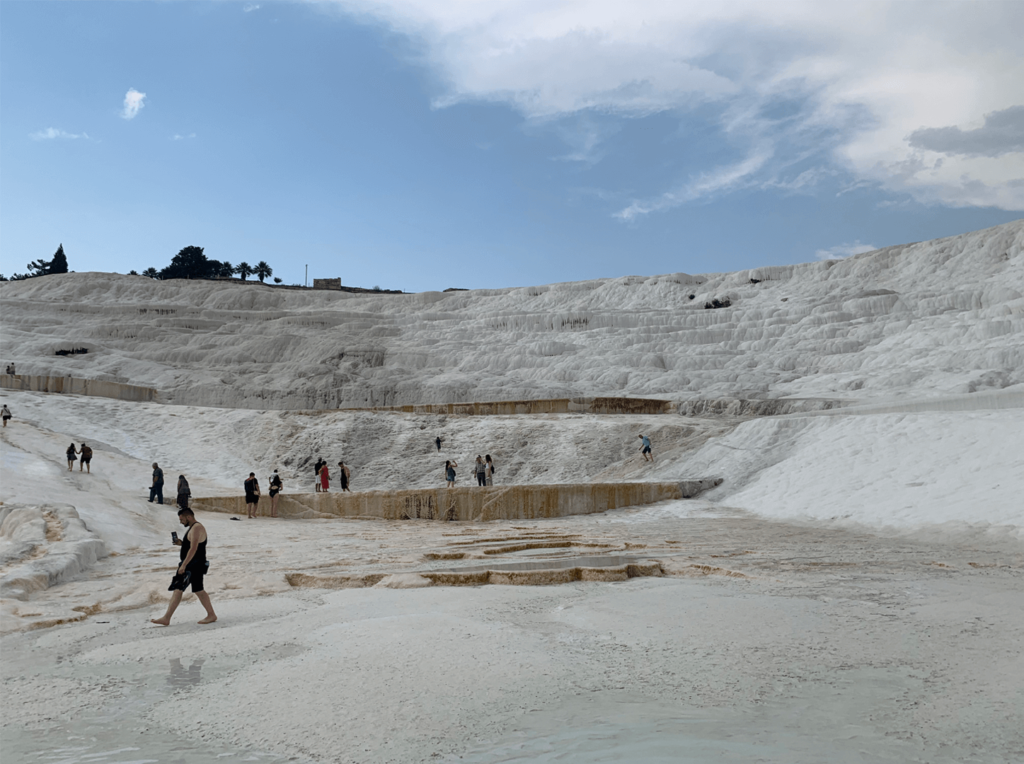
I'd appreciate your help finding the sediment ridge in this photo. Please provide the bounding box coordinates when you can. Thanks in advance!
[193,479,723,522]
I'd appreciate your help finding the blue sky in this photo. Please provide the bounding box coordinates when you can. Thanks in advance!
[2,1,1022,291]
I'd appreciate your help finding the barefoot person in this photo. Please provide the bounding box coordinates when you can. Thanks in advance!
[77,443,93,473]
[485,454,495,486]
[319,461,330,492]
[268,470,283,517]
[444,460,458,488]
[66,443,77,471]
[244,472,260,518]
[474,455,487,486]
[1,404,11,427]
[151,507,217,626]
[337,461,351,493]
[638,433,654,462]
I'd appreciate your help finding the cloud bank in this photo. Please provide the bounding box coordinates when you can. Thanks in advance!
[815,241,877,261]
[324,0,1024,212]
[121,88,146,120]
[30,128,88,141]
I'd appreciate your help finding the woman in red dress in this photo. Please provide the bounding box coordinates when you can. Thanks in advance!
[319,462,330,492]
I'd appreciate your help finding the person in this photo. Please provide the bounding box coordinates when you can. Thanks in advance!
[1,404,11,427]
[66,442,78,471]
[337,461,351,492]
[638,434,653,462]
[150,463,164,504]
[151,507,217,626]
[77,443,93,473]
[474,455,487,486]
[485,454,495,486]
[268,470,283,517]
[444,460,458,488]
[435,436,442,452]
[244,472,260,518]
[313,457,324,492]
[177,475,191,510]
[319,461,330,492]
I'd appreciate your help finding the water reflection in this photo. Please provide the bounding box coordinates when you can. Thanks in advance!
[167,658,204,688]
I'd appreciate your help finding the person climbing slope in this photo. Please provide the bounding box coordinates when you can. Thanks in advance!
[638,434,654,462]
[1,404,11,427]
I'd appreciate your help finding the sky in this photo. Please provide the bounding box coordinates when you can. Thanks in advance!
[1,0,1022,292]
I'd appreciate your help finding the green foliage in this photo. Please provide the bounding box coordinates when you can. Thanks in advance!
[273,277,282,284]
[254,261,272,282]
[142,267,159,279]
[128,270,139,275]
[235,262,253,280]
[49,244,69,274]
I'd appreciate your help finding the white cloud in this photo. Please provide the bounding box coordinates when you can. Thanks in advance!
[121,88,146,120]
[30,128,88,141]
[814,241,876,260]
[171,133,197,141]
[323,0,1024,211]
[244,3,261,11]
[616,145,773,220]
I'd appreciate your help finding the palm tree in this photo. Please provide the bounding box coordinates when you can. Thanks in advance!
[219,261,234,278]
[254,261,272,283]
[235,262,253,281]
[142,267,159,279]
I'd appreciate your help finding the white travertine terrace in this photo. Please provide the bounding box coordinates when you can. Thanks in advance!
[2,220,1021,410]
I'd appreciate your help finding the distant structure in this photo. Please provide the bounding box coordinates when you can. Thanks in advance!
[313,278,342,290]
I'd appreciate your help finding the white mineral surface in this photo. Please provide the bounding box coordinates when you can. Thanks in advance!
[1,220,1023,763]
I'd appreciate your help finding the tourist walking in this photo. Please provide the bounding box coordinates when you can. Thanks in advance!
[435,436,442,452]
[177,475,191,510]
[638,434,654,462]
[1,404,11,427]
[77,443,93,473]
[150,462,164,504]
[244,472,260,518]
[319,461,330,492]
[66,443,77,471]
[485,454,495,486]
[151,507,217,626]
[269,470,283,517]
[337,461,351,492]
[444,460,458,488]
[474,455,487,486]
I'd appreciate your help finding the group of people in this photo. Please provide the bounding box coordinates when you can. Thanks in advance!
[312,457,351,493]
[4,364,15,375]
[149,463,191,510]
[65,442,93,472]
[244,469,284,518]
[444,454,496,488]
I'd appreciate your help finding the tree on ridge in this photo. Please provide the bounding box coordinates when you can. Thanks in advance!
[142,268,159,279]
[254,261,272,283]
[235,262,253,280]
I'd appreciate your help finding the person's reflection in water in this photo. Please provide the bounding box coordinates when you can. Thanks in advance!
[168,657,205,687]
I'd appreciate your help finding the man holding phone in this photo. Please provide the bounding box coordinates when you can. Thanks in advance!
[151,508,217,626]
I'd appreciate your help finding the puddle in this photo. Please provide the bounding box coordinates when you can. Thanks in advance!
[3,655,311,764]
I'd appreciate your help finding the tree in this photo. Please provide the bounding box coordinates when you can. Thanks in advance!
[235,262,253,281]
[128,270,139,276]
[273,277,282,284]
[24,243,69,277]
[49,244,69,274]
[142,267,159,279]
[254,261,272,283]
[160,246,214,280]
[218,261,234,278]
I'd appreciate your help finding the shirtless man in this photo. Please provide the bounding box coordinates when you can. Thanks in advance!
[151,508,217,626]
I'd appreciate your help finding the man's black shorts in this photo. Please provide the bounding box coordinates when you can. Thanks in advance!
[169,569,205,592]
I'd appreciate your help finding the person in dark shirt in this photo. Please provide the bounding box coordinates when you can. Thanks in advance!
[245,472,260,518]
[151,508,217,626]
[150,463,164,504]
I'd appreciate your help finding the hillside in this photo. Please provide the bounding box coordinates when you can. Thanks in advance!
[3,220,1022,410]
